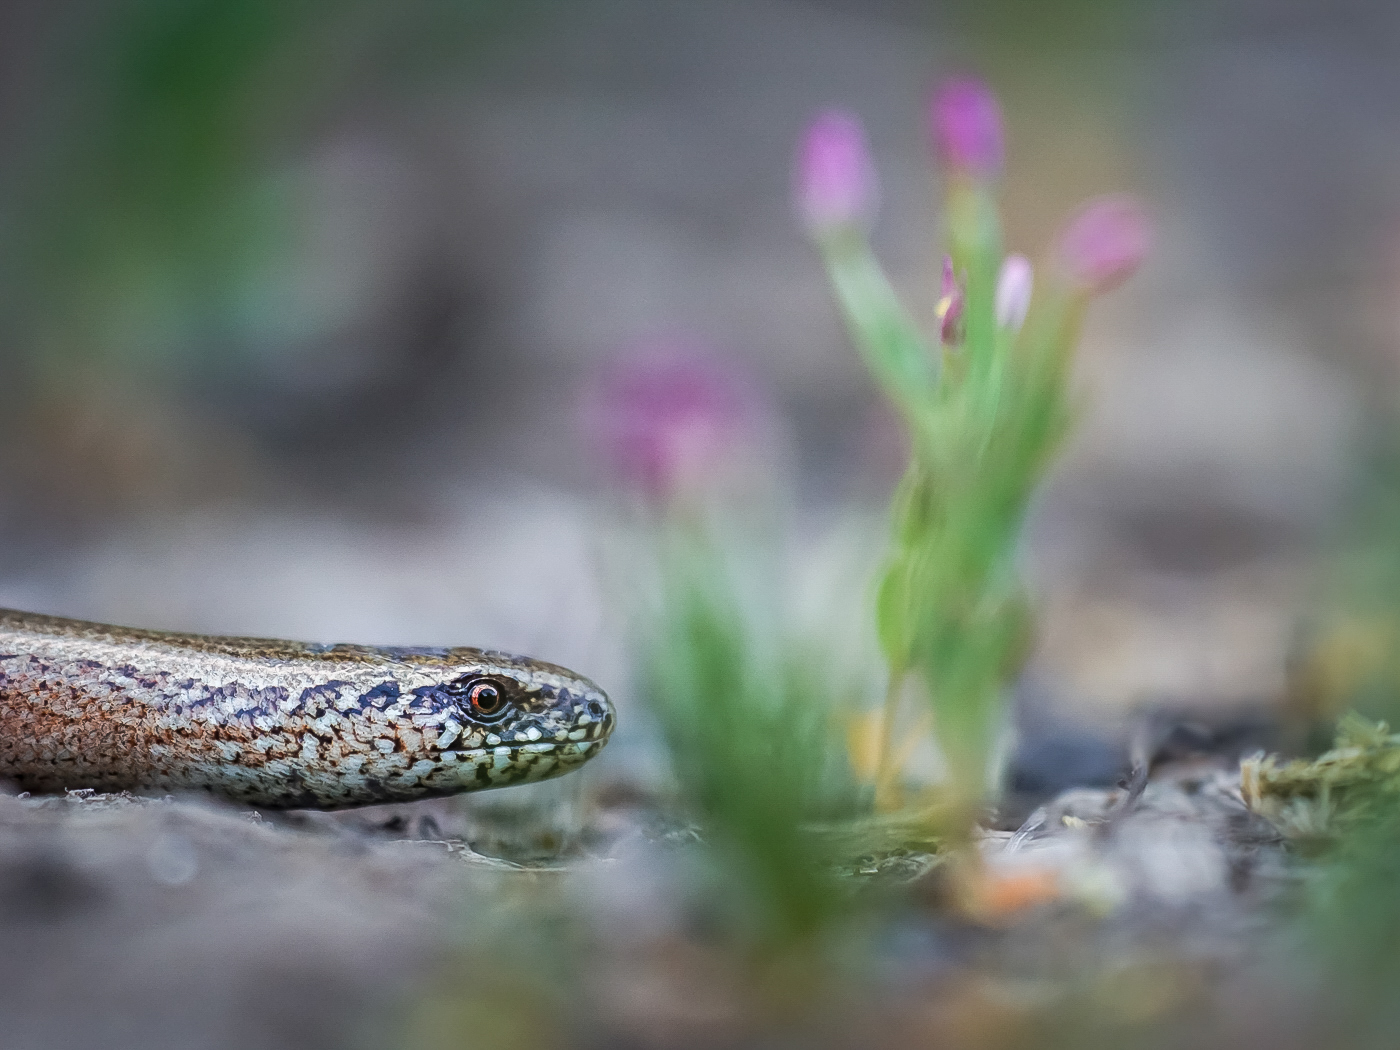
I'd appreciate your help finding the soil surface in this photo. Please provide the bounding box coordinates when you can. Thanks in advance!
[0,752,1305,1050]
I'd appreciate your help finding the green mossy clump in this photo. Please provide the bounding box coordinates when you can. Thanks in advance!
[1242,714,1400,840]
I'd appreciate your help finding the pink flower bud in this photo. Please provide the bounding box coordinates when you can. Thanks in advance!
[995,254,1033,331]
[1056,195,1150,294]
[589,341,756,501]
[795,109,878,234]
[930,77,1004,180]
[936,255,965,345]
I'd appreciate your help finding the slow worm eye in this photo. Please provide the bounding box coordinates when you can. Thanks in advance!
[468,681,504,717]
[445,676,511,722]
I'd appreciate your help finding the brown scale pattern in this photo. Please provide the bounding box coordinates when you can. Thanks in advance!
[0,609,614,809]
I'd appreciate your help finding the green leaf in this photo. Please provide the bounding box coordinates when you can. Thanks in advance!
[820,238,938,418]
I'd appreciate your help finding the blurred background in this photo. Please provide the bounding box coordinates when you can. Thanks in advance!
[0,0,1388,733]
[0,1,1398,1044]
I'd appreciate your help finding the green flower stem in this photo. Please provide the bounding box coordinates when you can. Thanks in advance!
[946,183,1003,377]
[818,233,938,420]
[872,666,907,810]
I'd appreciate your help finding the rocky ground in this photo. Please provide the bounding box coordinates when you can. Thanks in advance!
[0,739,1312,1050]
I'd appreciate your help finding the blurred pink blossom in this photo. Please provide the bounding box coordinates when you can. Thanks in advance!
[995,254,1033,331]
[930,77,1004,179]
[795,109,878,234]
[937,255,965,345]
[1056,195,1151,294]
[589,342,756,500]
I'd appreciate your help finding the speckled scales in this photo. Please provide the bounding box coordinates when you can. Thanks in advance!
[0,609,613,808]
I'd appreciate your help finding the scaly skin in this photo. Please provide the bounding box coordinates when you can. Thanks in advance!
[0,609,613,809]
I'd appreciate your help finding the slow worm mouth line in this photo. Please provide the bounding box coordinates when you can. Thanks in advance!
[433,713,613,753]
[433,732,609,760]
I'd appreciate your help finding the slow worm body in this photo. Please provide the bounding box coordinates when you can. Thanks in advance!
[0,609,613,809]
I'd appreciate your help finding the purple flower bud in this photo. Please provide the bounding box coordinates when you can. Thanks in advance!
[995,254,1033,331]
[589,340,756,501]
[795,109,878,235]
[936,256,965,345]
[930,77,1004,180]
[1056,195,1150,294]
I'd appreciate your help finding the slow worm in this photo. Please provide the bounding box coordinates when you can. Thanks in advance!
[0,608,613,808]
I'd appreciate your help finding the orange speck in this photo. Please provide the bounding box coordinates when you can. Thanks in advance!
[962,866,1062,921]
